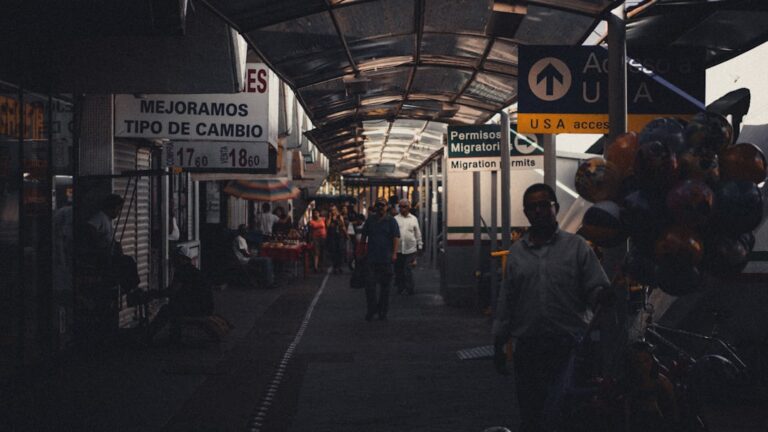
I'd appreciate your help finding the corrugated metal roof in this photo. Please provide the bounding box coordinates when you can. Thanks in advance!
[204,0,621,176]
[626,0,768,68]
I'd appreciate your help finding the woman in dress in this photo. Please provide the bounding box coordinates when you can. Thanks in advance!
[308,209,327,272]
[325,206,348,274]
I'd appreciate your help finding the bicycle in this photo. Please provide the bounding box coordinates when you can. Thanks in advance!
[622,290,748,432]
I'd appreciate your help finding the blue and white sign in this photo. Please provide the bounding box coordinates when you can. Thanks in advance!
[447,124,544,172]
[518,46,704,134]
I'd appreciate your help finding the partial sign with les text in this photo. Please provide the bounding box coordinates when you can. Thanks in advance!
[114,63,279,146]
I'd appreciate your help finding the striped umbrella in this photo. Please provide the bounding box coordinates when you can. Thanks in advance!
[223,179,300,202]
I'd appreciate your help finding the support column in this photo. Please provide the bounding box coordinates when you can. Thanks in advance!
[543,134,556,191]
[490,170,498,312]
[500,111,511,251]
[441,151,447,244]
[424,164,432,264]
[607,3,627,144]
[473,171,481,281]
[420,169,427,252]
[430,158,439,268]
[605,2,629,381]
[441,149,448,276]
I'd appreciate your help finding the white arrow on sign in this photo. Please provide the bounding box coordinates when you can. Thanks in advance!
[528,57,572,102]
[513,133,539,155]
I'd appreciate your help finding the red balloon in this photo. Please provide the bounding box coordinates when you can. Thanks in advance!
[684,112,733,155]
[665,180,714,227]
[639,117,687,154]
[654,226,704,267]
[711,180,764,234]
[678,150,720,185]
[702,233,755,277]
[719,142,767,184]
[579,201,626,247]
[575,158,622,203]
[634,140,678,192]
[605,132,639,177]
[621,190,668,252]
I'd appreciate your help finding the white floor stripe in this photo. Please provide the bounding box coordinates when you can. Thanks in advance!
[246,268,332,432]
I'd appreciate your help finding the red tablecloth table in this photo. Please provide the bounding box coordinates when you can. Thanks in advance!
[259,243,311,277]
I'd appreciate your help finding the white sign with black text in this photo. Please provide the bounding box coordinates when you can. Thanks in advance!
[114,63,279,145]
[163,141,269,170]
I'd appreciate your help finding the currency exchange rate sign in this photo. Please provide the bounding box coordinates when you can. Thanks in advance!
[518,46,704,134]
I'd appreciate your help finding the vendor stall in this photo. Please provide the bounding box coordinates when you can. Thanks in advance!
[259,240,312,278]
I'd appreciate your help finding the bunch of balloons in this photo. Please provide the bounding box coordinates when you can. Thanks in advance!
[575,112,766,295]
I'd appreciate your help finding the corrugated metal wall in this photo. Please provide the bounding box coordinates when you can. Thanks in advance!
[113,142,151,292]
[113,141,152,328]
[79,95,113,176]
[227,196,248,229]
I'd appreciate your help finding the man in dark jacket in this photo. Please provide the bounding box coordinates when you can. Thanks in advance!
[360,198,400,321]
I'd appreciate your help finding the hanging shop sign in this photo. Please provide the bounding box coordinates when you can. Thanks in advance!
[447,124,544,172]
[114,63,279,146]
[52,98,74,170]
[163,141,269,171]
[518,46,704,134]
[0,95,47,140]
[205,182,220,224]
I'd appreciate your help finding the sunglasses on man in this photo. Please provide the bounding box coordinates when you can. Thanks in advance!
[523,200,557,212]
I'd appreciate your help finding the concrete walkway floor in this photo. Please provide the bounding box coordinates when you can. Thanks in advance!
[262,266,516,432]
[3,265,517,432]
[6,264,765,432]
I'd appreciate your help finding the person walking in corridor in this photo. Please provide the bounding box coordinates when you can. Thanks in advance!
[326,205,348,274]
[394,199,422,295]
[308,209,327,272]
[272,206,293,238]
[255,202,279,236]
[492,183,612,432]
[360,198,399,321]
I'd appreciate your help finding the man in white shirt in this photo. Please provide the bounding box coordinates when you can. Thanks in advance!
[393,199,422,295]
[256,202,279,236]
[233,224,275,288]
[87,193,125,256]
[233,224,252,265]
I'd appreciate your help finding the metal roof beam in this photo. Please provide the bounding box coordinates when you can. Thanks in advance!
[392,0,425,120]
[451,39,495,105]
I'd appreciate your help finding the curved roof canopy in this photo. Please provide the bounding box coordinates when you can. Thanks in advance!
[205,0,621,176]
[626,0,768,68]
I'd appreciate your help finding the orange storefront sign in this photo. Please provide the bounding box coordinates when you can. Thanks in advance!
[0,95,46,140]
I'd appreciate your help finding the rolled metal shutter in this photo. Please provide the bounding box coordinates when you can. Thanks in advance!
[227,196,248,229]
[135,148,152,292]
[113,141,152,327]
